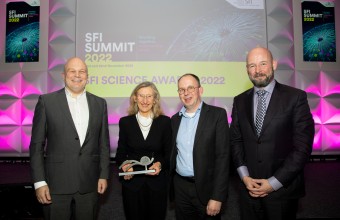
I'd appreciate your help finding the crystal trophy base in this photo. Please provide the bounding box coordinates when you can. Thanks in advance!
[118,169,155,176]
[118,156,156,176]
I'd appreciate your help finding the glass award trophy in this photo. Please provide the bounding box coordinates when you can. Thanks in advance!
[118,156,156,176]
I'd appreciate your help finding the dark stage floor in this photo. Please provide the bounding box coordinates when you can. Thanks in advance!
[0,159,340,220]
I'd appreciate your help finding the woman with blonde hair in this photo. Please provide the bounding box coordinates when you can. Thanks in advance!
[115,81,171,220]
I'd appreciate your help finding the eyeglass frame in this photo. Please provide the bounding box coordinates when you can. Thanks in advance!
[136,93,154,100]
[177,86,200,95]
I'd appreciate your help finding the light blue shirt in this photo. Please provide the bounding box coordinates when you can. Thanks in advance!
[175,102,202,177]
[237,80,283,191]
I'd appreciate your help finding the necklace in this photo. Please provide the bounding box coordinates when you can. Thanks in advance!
[136,113,153,128]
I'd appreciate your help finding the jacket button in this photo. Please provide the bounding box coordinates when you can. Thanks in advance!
[257,140,261,144]
[75,137,79,140]
[258,160,262,163]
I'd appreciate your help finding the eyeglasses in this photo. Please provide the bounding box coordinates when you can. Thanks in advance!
[137,94,154,100]
[177,86,199,95]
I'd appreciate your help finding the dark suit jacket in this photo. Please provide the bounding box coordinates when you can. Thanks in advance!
[29,88,110,194]
[230,82,315,199]
[170,102,230,204]
[115,114,172,191]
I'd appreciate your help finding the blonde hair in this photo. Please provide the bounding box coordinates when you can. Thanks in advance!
[127,81,163,118]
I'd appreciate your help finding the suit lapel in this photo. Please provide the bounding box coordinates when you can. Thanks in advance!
[193,103,208,147]
[57,89,78,133]
[172,113,181,143]
[83,92,93,146]
[170,113,180,169]
[260,83,281,137]
[245,89,257,136]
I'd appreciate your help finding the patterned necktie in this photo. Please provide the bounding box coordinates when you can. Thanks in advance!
[255,90,267,137]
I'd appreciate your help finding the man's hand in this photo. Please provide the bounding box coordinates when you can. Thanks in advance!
[98,179,108,194]
[35,185,52,204]
[243,176,273,197]
[249,178,273,197]
[206,199,222,216]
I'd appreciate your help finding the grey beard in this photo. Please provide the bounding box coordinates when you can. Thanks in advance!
[250,72,274,88]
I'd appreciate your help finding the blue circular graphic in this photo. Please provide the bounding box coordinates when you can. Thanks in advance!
[303,23,336,62]
[6,22,40,62]
[166,6,265,61]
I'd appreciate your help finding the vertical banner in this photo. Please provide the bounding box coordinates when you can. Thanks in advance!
[5,0,40,63]
[301,0,336,62]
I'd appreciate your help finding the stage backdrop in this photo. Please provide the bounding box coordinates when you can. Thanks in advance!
[0,0,339,157]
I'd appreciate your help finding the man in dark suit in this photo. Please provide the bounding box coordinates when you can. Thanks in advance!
[230,47,315,220]
[170,73,230,220]
[29,57,110,220]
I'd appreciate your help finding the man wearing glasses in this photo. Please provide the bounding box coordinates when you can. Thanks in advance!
[169,73,230,220]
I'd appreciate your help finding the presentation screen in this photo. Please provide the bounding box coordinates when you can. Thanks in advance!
[75,0,267,98]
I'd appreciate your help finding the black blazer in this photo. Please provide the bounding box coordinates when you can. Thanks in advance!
[29,88,110,194]
[115,114,172,191]
[170,102,230,204]
[230,82,315,199]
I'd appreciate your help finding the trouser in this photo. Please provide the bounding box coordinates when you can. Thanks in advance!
[239,186,298,220]
[174,173,221,220]
[43,191,98,220]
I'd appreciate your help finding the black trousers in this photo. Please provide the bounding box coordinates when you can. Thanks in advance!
[122,183,167,220]
[239,186,298,220]
[174,173,221,220]
[43,191,98,220]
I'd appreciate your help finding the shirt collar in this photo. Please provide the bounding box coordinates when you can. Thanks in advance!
[65,87,86,98]
[179,101,203,118]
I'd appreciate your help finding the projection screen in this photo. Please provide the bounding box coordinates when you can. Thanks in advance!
[75,0,267,98]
